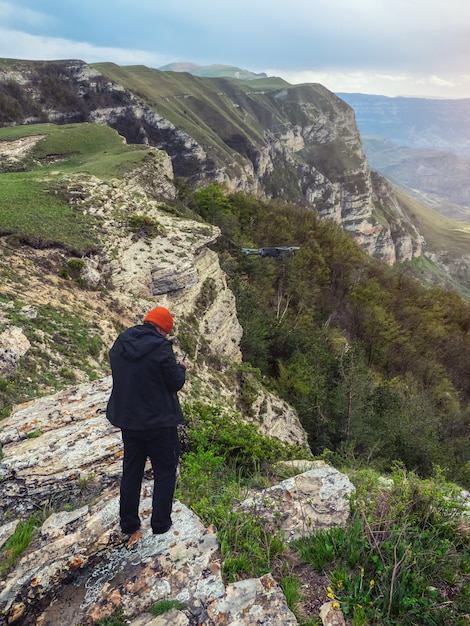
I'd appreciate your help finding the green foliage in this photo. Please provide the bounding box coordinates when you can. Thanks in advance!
[294,468,470,625]
[91,607,128,626]
[149,599,186,615]
[59,258,85,283]
[0,297,106,418]
[191,183,233,227]
[220,510,286,582]
[181,402,301,474]
[176,401,305,580]
[195,277,217,315]
[188,184,470,487]
[280,574,302,610]
[176,315,199,359]
[128,213,162,239]
[0,513,42,576]
[27,430,42,439]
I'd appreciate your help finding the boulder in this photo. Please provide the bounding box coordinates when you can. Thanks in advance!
[237,461,355,539]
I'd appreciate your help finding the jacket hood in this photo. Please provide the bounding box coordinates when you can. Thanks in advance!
[116,324,164,362]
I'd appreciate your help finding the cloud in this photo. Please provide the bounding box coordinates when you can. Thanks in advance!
[0,0,55,30]
[0,29,169,66]
[3,0,470,97]
[272,68,470,98]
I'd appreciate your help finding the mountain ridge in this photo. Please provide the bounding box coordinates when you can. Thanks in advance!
[0,57,423,269]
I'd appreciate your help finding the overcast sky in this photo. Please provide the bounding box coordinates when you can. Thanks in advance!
[1,0,469,98]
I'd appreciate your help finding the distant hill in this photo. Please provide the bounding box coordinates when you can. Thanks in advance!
[338,93,470,221]
[336,93,470,156]
[362,136,470,222]
[159,62,268,81]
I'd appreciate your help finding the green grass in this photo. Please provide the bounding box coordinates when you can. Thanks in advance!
[0,513,42,576]
[293,467,470,625]
[0,296,107,418]
[0,171,99,254]
[0,123,152,253]
[0,122,149,178]
[396,187,470,257]
[149,599,186,616]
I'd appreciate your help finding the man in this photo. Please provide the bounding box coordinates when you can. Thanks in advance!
[107,306,187,547]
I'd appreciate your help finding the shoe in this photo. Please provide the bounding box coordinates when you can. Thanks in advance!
[152,525,171,535]
[126,528,142,548]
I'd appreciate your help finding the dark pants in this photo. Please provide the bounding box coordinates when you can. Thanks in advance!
[120,426,180,534]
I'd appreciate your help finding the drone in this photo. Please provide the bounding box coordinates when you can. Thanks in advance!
[241,246,300,258]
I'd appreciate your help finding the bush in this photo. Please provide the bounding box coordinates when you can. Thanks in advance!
[176,400,306,581]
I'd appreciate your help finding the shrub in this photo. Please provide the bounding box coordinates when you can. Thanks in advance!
[293,467,469,625]
[128,213,162,238]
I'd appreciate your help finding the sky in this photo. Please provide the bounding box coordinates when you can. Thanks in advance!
[1,0,469,99]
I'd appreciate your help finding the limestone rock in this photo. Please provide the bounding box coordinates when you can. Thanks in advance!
[0,326,31,378]
[0,489,225,625]
[206,574,298,625]
[0,373,308,519]
[0,485,303,625]
[249,389,309,448]
[0,520,19,550]
[0,373,351,625]
[237,461,355,539]
[320,602,347,626]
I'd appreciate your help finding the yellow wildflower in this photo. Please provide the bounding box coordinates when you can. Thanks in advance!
[327,592,335,599]
[333,601,340,609]
[370,579,375,586]
[337,580,343,588]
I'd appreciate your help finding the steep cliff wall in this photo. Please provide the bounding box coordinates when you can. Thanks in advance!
[0,58,423,264]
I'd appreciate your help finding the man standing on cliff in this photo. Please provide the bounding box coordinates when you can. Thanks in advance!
[106,306,187,547]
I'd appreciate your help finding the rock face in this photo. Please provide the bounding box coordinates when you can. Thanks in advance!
[0,485,305,625]
[0,372,352,625]
[22,156,245,364]
[0,375,308,520]
[0,327,31,378]
[0,420,352,625]
[238,461,355,540]
[0,58,424,265]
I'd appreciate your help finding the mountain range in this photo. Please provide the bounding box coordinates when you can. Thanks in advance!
[154,63,470,226]
[2,57,470,295]
[336,92,470,222]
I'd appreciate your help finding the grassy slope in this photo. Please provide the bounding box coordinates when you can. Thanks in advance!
[0,123,149,253]
[396,187,470,256]
[92,63,268,165]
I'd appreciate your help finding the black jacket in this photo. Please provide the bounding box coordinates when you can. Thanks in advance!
[106,323,186,430]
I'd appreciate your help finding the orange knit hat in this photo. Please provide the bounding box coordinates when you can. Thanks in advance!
[144,306,173,334]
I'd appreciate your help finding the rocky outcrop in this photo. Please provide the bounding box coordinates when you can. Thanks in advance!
[0,327,31,378]
[0,373,309,520]
[27,154,245,363]
[0,484,309,625]
[237,461,354,540]
[0,376,352,625]
[0,385,352,625]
